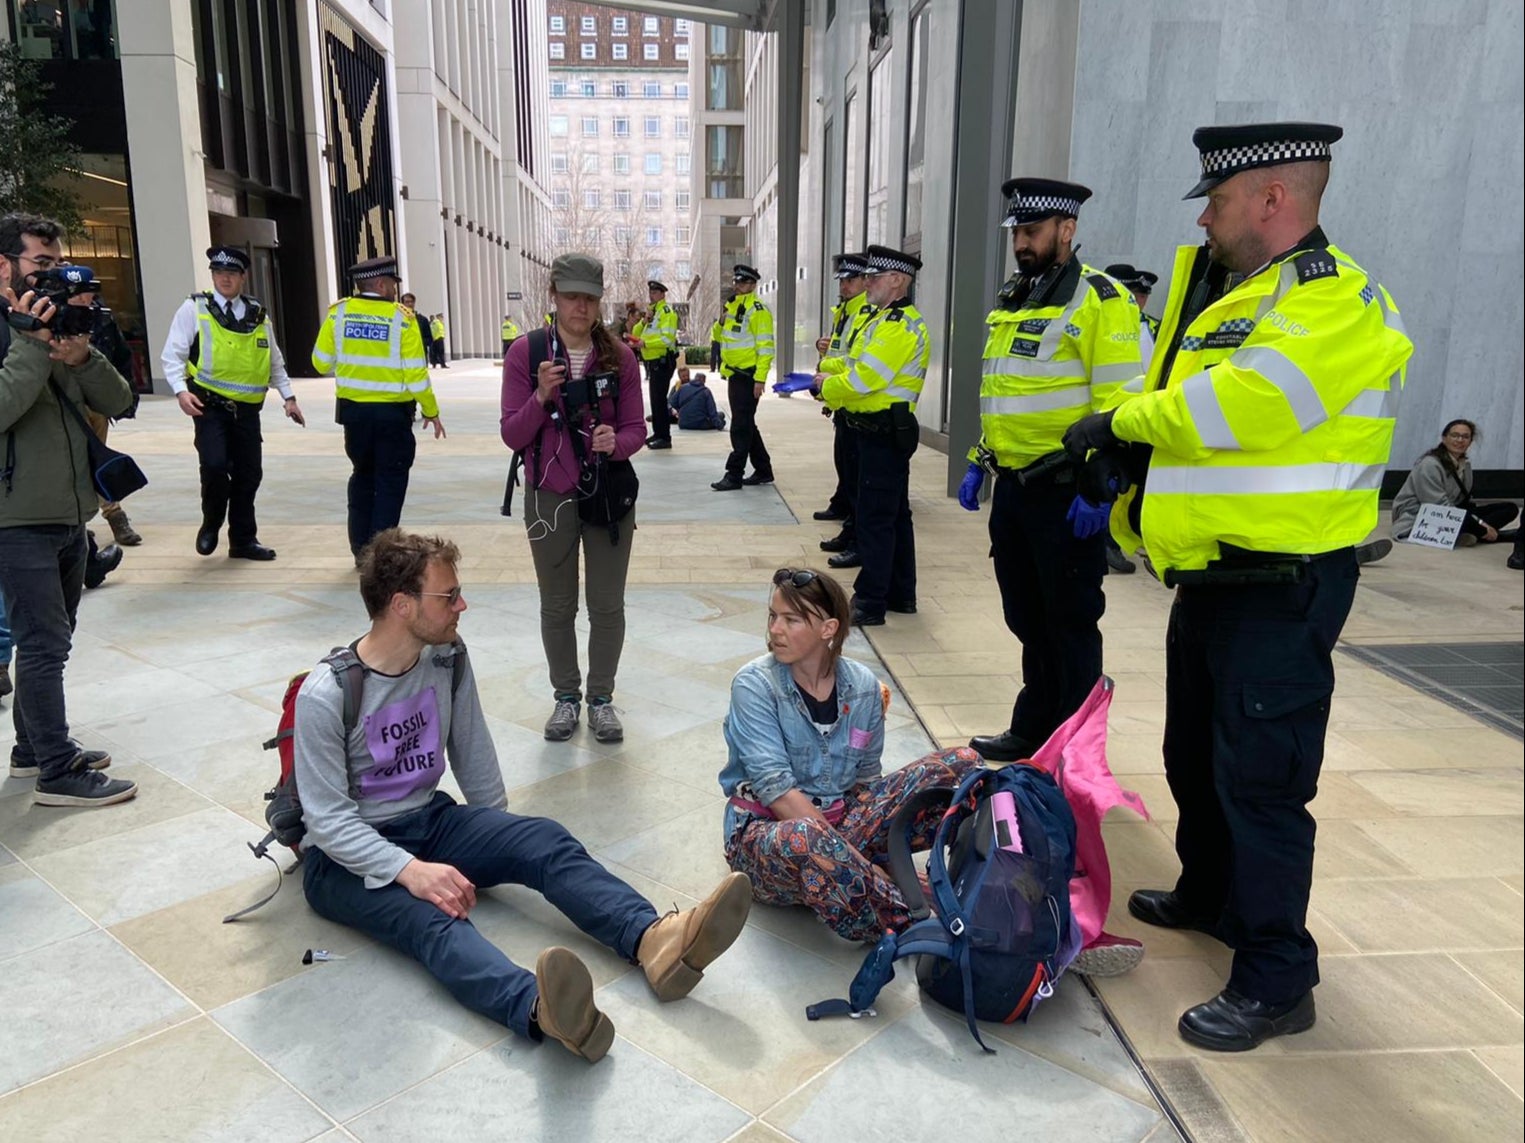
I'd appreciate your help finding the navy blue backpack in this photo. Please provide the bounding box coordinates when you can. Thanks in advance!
[808,763,1078,1051]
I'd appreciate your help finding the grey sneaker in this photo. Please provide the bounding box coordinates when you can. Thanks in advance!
[587,700,624,743]
[33,758,137,808]
[11,748,110,780]
[544,697,582,742]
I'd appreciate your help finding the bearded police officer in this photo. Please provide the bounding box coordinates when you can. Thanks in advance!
[312,256,444,562]
[815,245,928,626]
[161,245,306,560]
[710,264,775,491]
[959,180,1142,762]
[632,279,679,450]
[814,252,874,567]
[1064,123,1412,1051]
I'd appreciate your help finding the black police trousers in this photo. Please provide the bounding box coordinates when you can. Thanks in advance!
[192,389,264,547]
[989,475,1105,746]
[342,402,417,556]
[827,410,858,534]
[645,353,677,443]
[1164,549,1358,1004]
[851,432,915,616]
[724,370,772,479]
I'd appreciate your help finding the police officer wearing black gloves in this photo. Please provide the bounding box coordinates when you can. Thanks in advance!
[959,179,1142,762]
[161,246,305,561]
[1065,123,1413,1051]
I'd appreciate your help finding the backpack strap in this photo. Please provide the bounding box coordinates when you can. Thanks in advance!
[503,329,553,516]
[322,644,366,740]
[883,786,958,921]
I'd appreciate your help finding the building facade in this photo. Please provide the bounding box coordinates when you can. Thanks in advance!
[2,0,553,385]
[545,2,694,330]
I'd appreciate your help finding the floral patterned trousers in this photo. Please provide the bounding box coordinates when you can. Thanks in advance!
[724,747,980,942]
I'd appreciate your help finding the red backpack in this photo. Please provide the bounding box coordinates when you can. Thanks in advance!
[223,643,466,922]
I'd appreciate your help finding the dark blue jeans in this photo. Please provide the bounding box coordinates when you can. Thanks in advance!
[341,401,417,555]
[0,525,87,778]
[302,793,660,1037]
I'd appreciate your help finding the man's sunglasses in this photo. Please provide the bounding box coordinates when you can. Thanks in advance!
[416,587,463,606]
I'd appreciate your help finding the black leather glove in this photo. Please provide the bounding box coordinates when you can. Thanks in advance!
[1063,410,1119,459]
[1078,449,1132,504]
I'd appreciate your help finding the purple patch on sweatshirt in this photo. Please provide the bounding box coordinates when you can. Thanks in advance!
[358,688,443,801]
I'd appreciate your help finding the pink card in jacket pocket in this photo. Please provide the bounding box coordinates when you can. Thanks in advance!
[849,727,873,749]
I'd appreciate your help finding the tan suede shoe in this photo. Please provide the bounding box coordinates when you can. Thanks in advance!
[534,947,614,1062]
[639,871,752,1001]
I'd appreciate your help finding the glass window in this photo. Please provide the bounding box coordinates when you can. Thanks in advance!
[550,115,569,136]
[580,81,595,98]
[643,44,660,61]
[644,82,661,98]
[552,189,571,207]
[705,125,744,198]
[583,189,600,209]
[646,262,664,281]
[675,116,690,140]
[580,153,598,174]
[580,42,597,60]
[555,226,571,244]
[643,16,659,35]
[613,117,630,137]
[866,51,893,245]
[676,226,692,245]
[549,42,565,60]
[615,226,632,244]
[580,15,596,33]
[550,15,565,33]
[842,93,861,249]
[613,81,629,98]
[675,82,689,99]
[612,16,628,35]
[676,260,692,280]
[675,195,691,214]
[644,153,663,175]
[551,153,569,173]
[706,27,742,111]
[613,153,631,174]
[675,19,691,36]
[644,116,661,138]
[618,260,632,277]
[675,153,691,175]
[614,190,632,210]
[675,44,689,61]
[584,226,601,244]
[581,116,598,136]
[612,43,627,60]
[904,8,930,240]
[646,227,662,247]
[644,191,662,211]
[551,80,567,98]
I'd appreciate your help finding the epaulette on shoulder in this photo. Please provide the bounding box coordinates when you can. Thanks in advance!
[1086,273,1120,301]
[1293,249,1338,283]
[884,307,905,322]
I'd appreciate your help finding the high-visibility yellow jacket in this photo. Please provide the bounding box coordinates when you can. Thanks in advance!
[430,317,445,341]
[970,261,1142,470]
[718,294,774,382]
[312,295,438,417]
[632,300,678,361]
[186,293,272,404]
[819,299,929,413]
[501,318,521,341]
[1110,235,1412,576]
[820,291,872,367]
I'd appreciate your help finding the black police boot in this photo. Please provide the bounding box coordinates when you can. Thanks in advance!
[1178,989,1316,1052]
[1105,542,1137,574]
[84,533,123,590]
[1127,889,1222,937]
[887,600,917,614]
[229,542,278,561]
[819,533,852,553]
[741,471,775,486]
[813,506,848,521]
[826,550,860,569]
[850,608,885,628]
[967,730,1035,762]
[195,524,219,556]
[711,474,743,492]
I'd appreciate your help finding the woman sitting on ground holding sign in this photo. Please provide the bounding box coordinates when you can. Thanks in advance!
[719,567,978,942]
[1392,419,1520,545]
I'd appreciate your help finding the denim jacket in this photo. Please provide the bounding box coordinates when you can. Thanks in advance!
[719,654,884,841]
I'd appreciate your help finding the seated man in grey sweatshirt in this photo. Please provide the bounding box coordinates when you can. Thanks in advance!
[295,528,751,1063]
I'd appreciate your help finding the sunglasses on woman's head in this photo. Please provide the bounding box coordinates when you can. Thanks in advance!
[772,568,818,589]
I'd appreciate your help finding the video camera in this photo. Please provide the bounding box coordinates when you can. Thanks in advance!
[5,265,100,337]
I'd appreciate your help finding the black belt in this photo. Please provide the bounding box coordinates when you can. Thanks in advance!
[1165,546,1353,588]
[188,381,257,415]
[996,451,1075,486]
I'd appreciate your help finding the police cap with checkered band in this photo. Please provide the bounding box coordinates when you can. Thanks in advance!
[1185,122,1343,199]
[832,252,870,279]
[1001,178,1093,227]
[863,245,922,277]
[207,245,251,273]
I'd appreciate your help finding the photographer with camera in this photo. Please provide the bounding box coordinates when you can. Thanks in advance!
[0,213,137,807]
[501,254,646,745]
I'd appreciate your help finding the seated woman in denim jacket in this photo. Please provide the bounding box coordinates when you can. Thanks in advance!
[719,568,979,942]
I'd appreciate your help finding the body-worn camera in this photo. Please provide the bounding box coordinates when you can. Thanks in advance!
[4,265,99,337]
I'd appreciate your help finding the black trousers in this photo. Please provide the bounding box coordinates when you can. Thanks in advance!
[1164,549,1358,1004]
[851,432,915,615]
[342,402,417,555]
[724,370,772,478]
[989,475,1105,746]
[828,410,858,536]
[645,354,677,442]
[192,390,264,546]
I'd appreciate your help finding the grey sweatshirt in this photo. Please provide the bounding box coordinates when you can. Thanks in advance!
[294,642,507,888]
[1392,453,1472,538]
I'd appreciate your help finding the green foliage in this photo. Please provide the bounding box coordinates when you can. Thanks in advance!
[0,44,86,233]
[684,345,710,365]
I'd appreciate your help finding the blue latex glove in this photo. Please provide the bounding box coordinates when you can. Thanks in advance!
[958,462,984,511]
[772,373,817,394]
[1067,495,1111,539]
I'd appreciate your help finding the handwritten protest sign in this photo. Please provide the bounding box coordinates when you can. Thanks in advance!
[1404,503,1468,550]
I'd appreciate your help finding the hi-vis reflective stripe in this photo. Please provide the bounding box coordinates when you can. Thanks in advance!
[858,351,897,385]
[981,386,1090,416]
[1117,376,1145,395]
[885,384,921,403]
[1091,362,1141,386]
[1338,372,1402,420]
[1148,461,1385,496]
[342,377,423,394]
[981,357,1087,379]
[1181,347,1326,450]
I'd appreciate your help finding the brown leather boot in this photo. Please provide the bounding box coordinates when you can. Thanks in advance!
[638,871,752,1001]
[102,505,142,547]
[533,947,614,1063]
